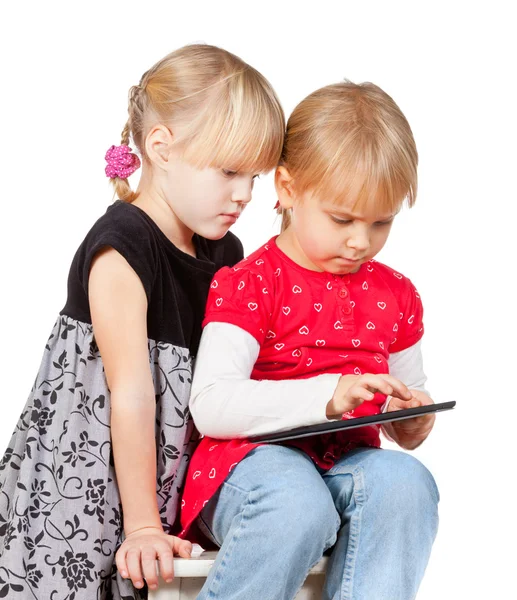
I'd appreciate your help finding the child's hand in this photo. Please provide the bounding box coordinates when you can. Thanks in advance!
[326,373,412,419]
[115,526,192,591]
[385,389,436,450]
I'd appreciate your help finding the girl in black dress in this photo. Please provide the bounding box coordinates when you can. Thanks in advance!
[0,43,284,599]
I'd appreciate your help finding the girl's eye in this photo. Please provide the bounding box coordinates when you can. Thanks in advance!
[330,216,352,225]
[222,169,238,177]
[375,219,394,226]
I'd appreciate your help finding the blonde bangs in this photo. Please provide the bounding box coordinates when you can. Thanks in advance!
[310,139,417,216]
[282,81,418,223]
[179,68,285,174]
[113,44,284,202]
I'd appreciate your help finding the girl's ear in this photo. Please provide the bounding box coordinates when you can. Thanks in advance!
[274,166,296,209]
[145,125,174,168]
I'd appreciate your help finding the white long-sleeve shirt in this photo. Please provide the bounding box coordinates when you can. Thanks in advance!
[190,322,428,439]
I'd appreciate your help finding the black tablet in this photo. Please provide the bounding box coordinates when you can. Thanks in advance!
[248,401,456,443]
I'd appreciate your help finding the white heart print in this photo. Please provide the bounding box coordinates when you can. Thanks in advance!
[275,343,285,350]
[374,356,382,363]
[282,306,291,315]
[238,281,245,290]
[377,302,386,310]
[209,445,219,451]
[256,259,264,265]
[393,323,398,332]
[350,300,356,307]
[262,288,269,294]
[334,321,344,330]
[210,280,218,289]
[316,340,325,346]
[266,330,276,339]
[352,339,361,347]
[292,285,302,294]
[248,302,258,311]
[379,341,384,350]
[299,326,309,335]
[306,358,313,366]
[408,315,415,324]
[362,281,368,290]
[193,471,201,480]
[354,367,361,375]
[327,282,333,290]
[292,349,302,358]
[314,303,322,312]
[393,272,403,279]
[366,321,375,330]
[216,298,223,307]
[209,468,216,479]
[275,268,281,277]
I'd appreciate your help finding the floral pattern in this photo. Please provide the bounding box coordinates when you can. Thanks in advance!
[0,314,196,599]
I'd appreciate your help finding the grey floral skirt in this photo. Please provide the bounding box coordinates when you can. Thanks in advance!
[0,315,195,599]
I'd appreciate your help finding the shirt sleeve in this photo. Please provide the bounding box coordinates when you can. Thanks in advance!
[389,276,424,353]
[190,322,341,438]
[203,266,274,346]
[80,221,157,303]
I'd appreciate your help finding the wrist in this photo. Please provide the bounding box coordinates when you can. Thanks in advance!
[125,524,163,537]
[326,399,340,420]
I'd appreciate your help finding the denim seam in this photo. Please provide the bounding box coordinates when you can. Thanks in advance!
[197,512,220,547]
[340,467,366,600]
[205,490,253,599]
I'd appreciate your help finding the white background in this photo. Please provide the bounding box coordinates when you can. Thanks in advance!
[1,1,515,597]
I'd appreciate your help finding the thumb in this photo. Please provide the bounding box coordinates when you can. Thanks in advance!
[173,538,193,558]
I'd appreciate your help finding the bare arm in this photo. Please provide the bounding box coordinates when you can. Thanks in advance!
[89,247,160,534]
[89,248,190,590]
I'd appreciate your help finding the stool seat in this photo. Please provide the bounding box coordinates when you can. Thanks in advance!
[149,551,329,599]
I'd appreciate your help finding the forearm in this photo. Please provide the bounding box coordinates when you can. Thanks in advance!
[111,388,161,534]
[190,322,340,438]
[191,374,340,438]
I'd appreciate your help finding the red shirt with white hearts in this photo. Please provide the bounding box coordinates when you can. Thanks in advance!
[179,236,424,537]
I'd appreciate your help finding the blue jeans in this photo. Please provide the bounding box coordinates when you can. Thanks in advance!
[196,445,439,600]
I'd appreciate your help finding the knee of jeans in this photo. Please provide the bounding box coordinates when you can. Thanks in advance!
[254,482,340,549]
[370,451,440,508]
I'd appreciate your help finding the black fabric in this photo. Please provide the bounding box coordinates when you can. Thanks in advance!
[60,200,244,354]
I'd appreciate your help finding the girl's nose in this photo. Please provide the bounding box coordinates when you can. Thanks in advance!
[346,227,370,252]
[231,178,254,204]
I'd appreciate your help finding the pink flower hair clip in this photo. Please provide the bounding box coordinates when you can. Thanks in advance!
[105,144,141,179]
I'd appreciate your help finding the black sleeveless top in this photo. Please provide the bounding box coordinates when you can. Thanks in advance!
[61,199,244,355]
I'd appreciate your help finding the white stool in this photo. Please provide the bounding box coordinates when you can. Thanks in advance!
[149,550,328,599]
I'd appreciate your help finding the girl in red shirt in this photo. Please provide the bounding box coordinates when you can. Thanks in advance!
[181,81,438,600]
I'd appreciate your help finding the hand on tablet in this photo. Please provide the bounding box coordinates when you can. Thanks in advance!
[385,390,436,450]
[326,373,413,420]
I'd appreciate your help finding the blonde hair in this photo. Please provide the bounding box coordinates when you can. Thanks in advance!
[278,81,418,230]
[111,44,285,202]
